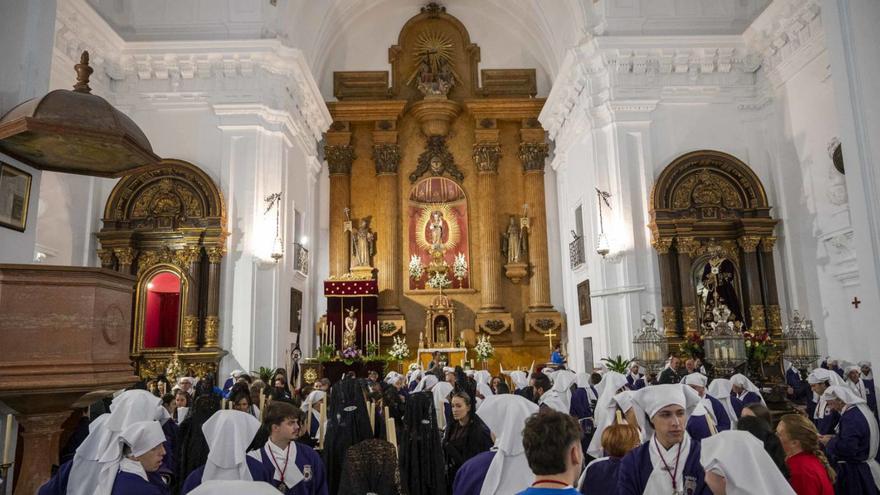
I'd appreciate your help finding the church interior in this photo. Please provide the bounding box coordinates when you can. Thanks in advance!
[1,0,880,492]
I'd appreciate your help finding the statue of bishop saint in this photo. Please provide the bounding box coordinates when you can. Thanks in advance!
[350,219,375,268]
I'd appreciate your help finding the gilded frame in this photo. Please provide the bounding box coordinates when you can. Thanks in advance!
[134,263,188,354]
[0,161,32,232]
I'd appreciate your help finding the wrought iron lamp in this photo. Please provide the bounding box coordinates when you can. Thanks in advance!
[703,305,747,376]
[265,192,283,262]
[632,311,667,375]
[781,310,819,370]
[595,188,611,258]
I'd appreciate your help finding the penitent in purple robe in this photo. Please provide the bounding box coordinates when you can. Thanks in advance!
[807,396,841,435]
[252,442,329,495]
[111,471,170,495]
[825,406,880,495]
[452,450,495,495]
[616,438,710,495]
[578,457,621,494]
[180,456,273,494]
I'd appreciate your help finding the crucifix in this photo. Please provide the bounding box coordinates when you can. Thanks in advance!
[545,329,557,350]
[852,297,861,309]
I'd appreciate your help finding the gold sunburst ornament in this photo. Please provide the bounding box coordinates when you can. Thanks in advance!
[407,31,461,93]
[415,204,460,253]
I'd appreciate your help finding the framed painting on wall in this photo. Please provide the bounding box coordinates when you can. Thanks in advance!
[0,162,32,232]
[577,279,592,325]
[290,288,303,333]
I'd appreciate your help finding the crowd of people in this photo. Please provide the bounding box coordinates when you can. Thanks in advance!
[33,354,880,494]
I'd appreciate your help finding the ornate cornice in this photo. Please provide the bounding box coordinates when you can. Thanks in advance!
[372,143,400,175]
[744,0,823,89]
[518,142,549,173]
[325,144,356,176]
[472,143,502,174]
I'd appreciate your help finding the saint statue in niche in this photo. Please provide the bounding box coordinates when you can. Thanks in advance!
[501,215,528,263]
[429,210,445,250]
[350,218,375,268]
[343,306,358,349]
[435,316,449,343]
[696,256,743,328]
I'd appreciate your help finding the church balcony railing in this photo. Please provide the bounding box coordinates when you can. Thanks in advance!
[294,243,309,276]
[569,235,586,269]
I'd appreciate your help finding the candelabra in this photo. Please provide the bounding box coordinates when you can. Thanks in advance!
[781,310,819,370]
[703,306,747,376]
[632,311,667,375]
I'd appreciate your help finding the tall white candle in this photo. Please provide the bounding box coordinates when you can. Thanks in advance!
[3,414,12,464]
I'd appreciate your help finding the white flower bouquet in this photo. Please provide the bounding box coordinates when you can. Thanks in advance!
[474,335,494,361]
[389,335,410,361]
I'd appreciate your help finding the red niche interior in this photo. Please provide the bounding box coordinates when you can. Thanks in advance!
[143,271,181,348]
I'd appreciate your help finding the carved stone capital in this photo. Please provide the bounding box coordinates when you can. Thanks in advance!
[760,236,777,253]
[651,237,674,255]
[737,235,761,253]
[175,245,201,267]
[518,142,548,172]
[114,247,136,266]
[372,143,400,175]
[325,144,356,175]
[472,143,502,173]
[206,246,225,264]
[676,237,701,257]
[204,316,220,347]
[97,248,115,268]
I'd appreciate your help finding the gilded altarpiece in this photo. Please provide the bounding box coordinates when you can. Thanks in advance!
[649,150,782,350]
[325,3,562,372]
[97,159,228,379]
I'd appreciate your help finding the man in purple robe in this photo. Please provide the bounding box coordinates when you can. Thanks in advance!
[248,401,328,494]
[808,368,843,435]
[818,386,880,494]
[617,384,710,494]
[110,420,170,495]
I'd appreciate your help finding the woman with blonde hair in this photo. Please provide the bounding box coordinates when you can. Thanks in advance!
[776,414,835,495]
[577,423,640,494]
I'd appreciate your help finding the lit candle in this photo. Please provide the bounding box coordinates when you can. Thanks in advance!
[714,347,721,360]
[3,414,12,464]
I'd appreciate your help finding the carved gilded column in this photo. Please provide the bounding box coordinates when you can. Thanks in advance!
[519,135,552,310]
[204,246,224,348]
[475,140,504,310]
[325,131,355,277]
[738,235,767,333]
[177,245,202,349]
[373,138,401,314]
[676,237,701,336]
[652,236,678,337]
[759,236,782,337]
[114,247,136,275]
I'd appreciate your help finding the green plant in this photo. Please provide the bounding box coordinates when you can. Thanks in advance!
[366,342,379,357]
[316,344,336,362]
[251,366,274,383]
[601,355,631,373]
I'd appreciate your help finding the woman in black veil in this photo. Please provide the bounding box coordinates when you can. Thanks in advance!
[400,390,447,495]
[338,438,404,495]
[323,376,374,495]
[175,394,220,492]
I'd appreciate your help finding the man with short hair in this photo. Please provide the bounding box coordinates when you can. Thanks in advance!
[684,359,696,375]
[617,384,707,494]
[626,362,645,390]
[249,401,328,494]
[517,410,583,494]
[531,373,552,406]
[657,356,680,384]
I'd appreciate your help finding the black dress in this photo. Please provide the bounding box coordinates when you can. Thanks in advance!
[442,415,493,494]
[338,439,403,495]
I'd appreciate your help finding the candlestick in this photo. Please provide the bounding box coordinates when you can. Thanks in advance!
[3,414,12,464]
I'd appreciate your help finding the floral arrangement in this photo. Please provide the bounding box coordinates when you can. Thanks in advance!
[408,255,424,280]
[366,342,379,357]
[474,335,494,361]
[453,252,468,286]
[389,335,410,361]
[426,272,452,289]
[316,344,336,362]
[165,353,182,381]
[679,333,704,358]
[744,330,774,363]
[341,346,362,365]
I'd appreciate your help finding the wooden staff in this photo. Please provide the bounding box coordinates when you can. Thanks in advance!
[384,406,397,451]
[368,401,375,434]
[259,391,267,421]
[306,402,313,437]
[318,400,327,450]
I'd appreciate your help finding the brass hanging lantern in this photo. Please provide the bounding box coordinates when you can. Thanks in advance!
[632,311,667,375]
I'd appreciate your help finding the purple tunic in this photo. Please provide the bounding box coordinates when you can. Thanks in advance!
[254,442,329,495]
[626,375,646,390]
[826,407,880,495]
[807,397,841,435]
[578,457,621,494]
[687,396,732,441]
[111,471,170,495]
[180,456,273,494]
[452,450,495,495]
[617,439,709,495]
